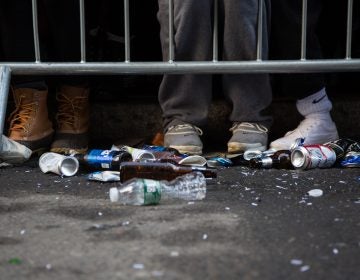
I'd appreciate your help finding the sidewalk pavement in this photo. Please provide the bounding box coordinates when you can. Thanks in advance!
[0,157,359,279]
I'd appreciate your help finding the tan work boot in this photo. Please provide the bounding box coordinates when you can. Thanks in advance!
[50,85,90,154]
[8,88,54,153]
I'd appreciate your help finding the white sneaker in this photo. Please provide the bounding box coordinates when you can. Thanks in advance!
[270,114,339,150]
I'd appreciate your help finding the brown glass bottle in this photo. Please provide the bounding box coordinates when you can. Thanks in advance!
[249,150,292,169]
[119,162,217,182]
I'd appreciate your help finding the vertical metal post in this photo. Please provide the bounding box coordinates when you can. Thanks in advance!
[213,0,219,62]
[300,0,308,60]
[0,66,11,138]
[31,0,41,63]
[345,0,353,59]
[256,0,264,61]
[124,0,131,62]
[79,0,86,63]
[168,0,174,62]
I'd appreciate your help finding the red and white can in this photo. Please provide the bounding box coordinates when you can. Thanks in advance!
[291,144,337,170]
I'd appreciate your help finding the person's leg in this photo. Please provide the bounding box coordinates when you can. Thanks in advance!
[0,0,53,153]
[157,0,213,154]
[269,0,338,150]
[221,0,272,152]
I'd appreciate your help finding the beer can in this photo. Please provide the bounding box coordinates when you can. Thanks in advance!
[291,145,336,170]
[324,138,356,159]
[39,152,79,176]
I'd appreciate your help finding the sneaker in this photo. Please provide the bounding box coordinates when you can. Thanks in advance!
[164,124,203,155]
[227,122,268,153]
[270,114,339,150]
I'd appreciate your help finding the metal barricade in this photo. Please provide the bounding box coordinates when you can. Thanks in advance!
[0,0,359,137]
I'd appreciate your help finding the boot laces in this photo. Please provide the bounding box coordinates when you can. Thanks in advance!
[56,94,87,127]
[8,95,37,133]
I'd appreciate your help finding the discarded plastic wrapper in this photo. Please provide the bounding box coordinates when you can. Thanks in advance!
[0,135,32,164]
[39,152,79,176]
[112,145,155,161]
[88,170,120,182]
[341,152,360,168]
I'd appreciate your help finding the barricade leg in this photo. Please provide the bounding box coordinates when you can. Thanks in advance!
[0,66,11,140]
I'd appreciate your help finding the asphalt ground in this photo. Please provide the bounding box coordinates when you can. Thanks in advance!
[0,157,359,280]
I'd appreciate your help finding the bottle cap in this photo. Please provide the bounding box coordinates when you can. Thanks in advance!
[109,187,119,202]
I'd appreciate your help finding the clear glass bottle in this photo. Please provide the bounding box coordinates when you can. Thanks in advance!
[109,172,206,205]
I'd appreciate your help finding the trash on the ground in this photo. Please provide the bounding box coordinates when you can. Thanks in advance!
[341,152,360,168]
[207,157,233,167]
[111,144,155,161]
[118,161,216,183]
[307,189,323,197]
[170,251,179,257]
[109,172,206,205]
[75,149,132,170]
[202,233,208,240]
[291,144,336,169]
[300,265,310,272]
[87,170,120,182]
[0,135,32,165]
[39,152,79,177]
[290,259,303,266]
[132,263,144,270]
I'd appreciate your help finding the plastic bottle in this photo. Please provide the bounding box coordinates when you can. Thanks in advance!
[118,161,217,182]
[249,150,292,169]
[109,172,207,205]
[75,149,132,170]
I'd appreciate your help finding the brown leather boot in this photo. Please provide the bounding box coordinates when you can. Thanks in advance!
[8,88,54,153]
[50,85,90,154]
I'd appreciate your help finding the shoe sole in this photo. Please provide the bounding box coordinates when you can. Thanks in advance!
[169,145,202,155]
[228,142,266,154]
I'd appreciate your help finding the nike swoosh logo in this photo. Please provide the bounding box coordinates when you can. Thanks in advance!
[312,95,326,104]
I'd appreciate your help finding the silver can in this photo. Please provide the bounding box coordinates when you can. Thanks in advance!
[291,145,336,170]
[39,152,79,176]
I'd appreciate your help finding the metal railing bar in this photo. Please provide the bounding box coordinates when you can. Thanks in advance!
[213,0,219,62]
[79,0,86,62]
[31,0,41,62]
[256,0,264,61]
[168,0,174,62]
[301,0,308,60]
[0,66,11,137]
[3,59,360,75]
[346,0,353,59]
[124,0,131,62]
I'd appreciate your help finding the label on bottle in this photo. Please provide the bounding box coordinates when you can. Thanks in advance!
[86,149,117,169]
[142,179,161,205]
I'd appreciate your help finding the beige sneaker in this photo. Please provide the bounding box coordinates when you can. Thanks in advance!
[227,122,268,153]
[164,123,203,155]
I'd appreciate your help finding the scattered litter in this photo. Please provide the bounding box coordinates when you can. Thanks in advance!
[20,229,26,235]
[275,185,287,190]
[290,259,303,266]
[333,248,339,254]
[187,201,195,205]
[46,264,52,270]
[151,270,164,277]
[225,207,230,211]
[170,251,179,257]
[307,203,313,206]
[8,258,22,265]
[300,265,310,272]
[251,203,258,206]
[133,263,144,270]
[339,181,346,184]
[98,212,103,216]
[307,189,323,197]
[86,221,130,231]
[245,187,251,191]
[202,234,208,240]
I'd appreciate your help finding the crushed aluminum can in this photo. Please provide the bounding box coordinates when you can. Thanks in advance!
[324,138,357,160]
[341,152,360,168]
[207,157,233,167]
[39,152,79,176]
[87,170,120,182]
[291,144,336,170]
[243,150,263,161]
[112,145,155,161]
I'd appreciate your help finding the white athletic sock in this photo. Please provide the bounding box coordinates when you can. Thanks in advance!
[296,87,333,117]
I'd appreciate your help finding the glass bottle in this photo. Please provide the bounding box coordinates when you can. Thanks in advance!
[119,161,217,182]
[249,150,292,169]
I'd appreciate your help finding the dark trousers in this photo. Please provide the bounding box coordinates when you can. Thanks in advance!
[157,0,272,130]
